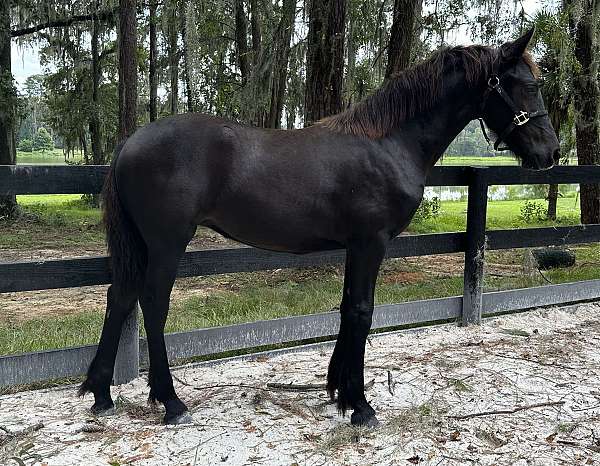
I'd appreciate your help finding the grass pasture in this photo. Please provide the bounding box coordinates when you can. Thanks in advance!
[0,155,595,358]
[1,186,599,356]
[16,149,83,165]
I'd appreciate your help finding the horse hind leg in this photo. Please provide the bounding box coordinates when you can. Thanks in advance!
[79,283,138,415]
[139,231,194,425]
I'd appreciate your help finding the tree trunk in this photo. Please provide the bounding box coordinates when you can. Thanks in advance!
[90,4,104,165]
[181,6,194,113]
[167,0,179,115]
[304,0,347,126]
[386,0,421,78]
[266,0,297,128]
[344,9,356,106]
[250,0,262,68]
[546,80,561,220]
[149,0,158,121]
[547,184,559,219]
[541,53,562,220]
[118,0,138,140]
[0,0,17,218]
[234,0,250,85]
[569,0,600,224]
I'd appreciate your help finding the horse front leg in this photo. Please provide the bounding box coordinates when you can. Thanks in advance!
[327,235,386,427]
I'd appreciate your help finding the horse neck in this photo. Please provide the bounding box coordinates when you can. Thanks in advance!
[386,71,481,171]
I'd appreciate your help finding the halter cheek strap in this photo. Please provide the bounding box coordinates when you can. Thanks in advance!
[478,75,548,151]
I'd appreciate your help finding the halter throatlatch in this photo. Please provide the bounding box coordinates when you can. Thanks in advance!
[478,74,548,151]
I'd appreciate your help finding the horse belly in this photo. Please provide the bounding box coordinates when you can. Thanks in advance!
[202,195,342,254]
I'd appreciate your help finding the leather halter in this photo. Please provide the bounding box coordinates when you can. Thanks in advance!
[478,74,548,151]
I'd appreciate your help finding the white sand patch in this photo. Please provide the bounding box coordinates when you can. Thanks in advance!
[2,303,600,465]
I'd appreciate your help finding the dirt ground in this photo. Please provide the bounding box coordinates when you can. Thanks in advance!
[2,303,600,465]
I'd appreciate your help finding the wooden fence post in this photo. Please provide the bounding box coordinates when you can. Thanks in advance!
[462,167,489,326]
[113,302,140,384]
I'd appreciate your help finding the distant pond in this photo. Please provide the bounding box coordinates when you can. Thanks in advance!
[424,184,579,202]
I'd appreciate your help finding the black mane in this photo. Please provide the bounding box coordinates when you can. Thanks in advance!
[319,45,501,139]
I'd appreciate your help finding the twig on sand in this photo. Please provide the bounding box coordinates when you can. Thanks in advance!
[173,374,272,392]
[0,422,44,448]
[174,373,375,393]
[485,351,580,371]
[266,382,325,392]
[388,371,395,396]
[449,400,564,420]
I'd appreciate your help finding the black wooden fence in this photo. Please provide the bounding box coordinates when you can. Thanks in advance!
[2,164,600,388]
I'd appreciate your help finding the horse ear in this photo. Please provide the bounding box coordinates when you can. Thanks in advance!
[500,27,535,60]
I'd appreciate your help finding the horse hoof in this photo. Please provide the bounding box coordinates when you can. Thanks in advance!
[164,411,194,425]
[351,411,379,428]
[91,403,116,417]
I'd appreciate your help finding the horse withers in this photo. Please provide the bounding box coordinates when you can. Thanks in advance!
[80,27,559,427]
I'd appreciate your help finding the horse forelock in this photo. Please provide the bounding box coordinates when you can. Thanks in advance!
[318,45,501,139]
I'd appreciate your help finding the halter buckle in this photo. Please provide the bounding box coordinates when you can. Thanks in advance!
[513,111,529,126]
[487,75,500,88]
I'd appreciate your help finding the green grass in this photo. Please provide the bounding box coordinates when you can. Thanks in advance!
[438,155,520,166]
[484,243,600,292]
[16,149,83,165]
[0,194,580,249]
[408,197,580,233]
[0,188,596,357]
[438,155,579,166]
[0,265,464,355]
[0,195,102,249]
[3,241,599,355]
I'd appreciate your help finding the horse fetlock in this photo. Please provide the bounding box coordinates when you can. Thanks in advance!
[334,370,364,416]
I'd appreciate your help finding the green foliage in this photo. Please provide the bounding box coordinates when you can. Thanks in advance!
[520,200,547,223]
[32,127,54,152]
[446,120,496,157]
[413,197,441,223]
[18,138,33,152]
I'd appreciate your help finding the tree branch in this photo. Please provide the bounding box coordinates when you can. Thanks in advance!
[11,9,118,38]
[448,400,564,420]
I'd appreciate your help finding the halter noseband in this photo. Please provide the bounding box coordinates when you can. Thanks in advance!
[478,74,548,151]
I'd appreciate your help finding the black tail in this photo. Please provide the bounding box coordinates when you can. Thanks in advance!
[102,142,147,290]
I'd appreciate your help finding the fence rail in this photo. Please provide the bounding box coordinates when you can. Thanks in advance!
[2,164,600,388]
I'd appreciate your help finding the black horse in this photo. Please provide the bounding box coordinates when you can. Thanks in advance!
[80,28,559,427]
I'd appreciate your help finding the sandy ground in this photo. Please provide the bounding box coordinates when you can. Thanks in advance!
[2,303,600,465]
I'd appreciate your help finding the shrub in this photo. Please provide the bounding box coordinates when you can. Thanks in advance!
[520,200,547,223]
[18,138,33,152]
[413,197,441,222]
[32,127,54,152]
